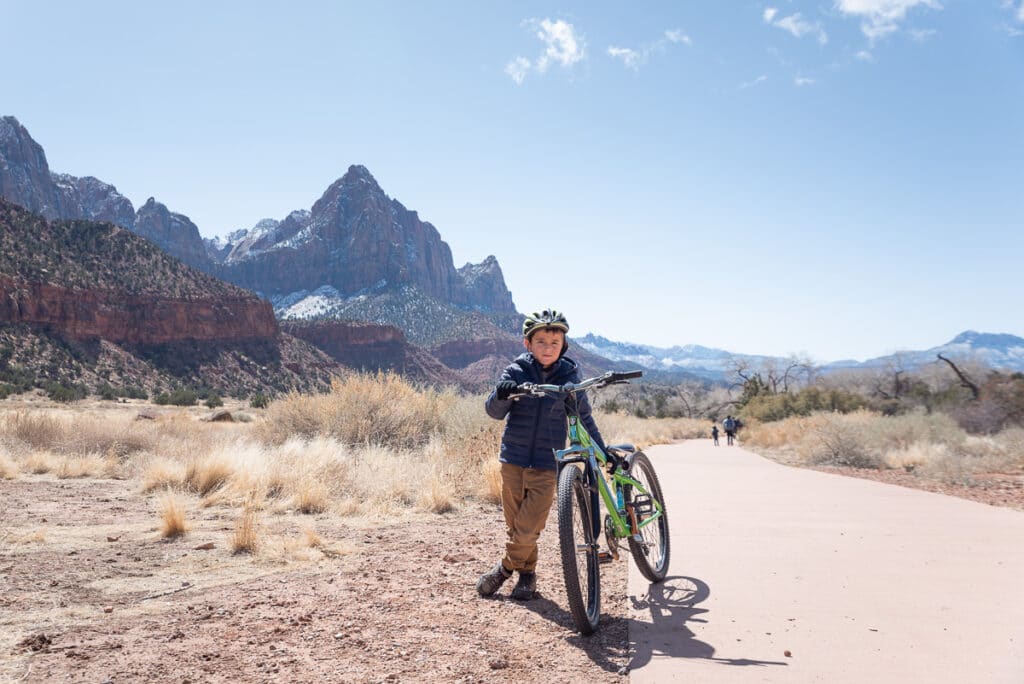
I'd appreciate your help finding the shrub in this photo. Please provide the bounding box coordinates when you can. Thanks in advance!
[205,394,224,409]
[250,393,271,409]
[45,381,87,403]
[159,490,188,538]
[96,382,118,401]
[155,388,198,406]
[256,372,454,449]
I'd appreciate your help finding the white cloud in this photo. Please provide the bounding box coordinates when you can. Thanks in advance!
[665,29,692,45]
[836,0,942,43]
[795,76,816,86]
[505,18,585,84]
[739,74,769,89]
[855,49,874,60]
[606,28,692,71]
[1019,1,1024,22]
[908,28,937,41]
[607,46,643,70]
[765,9,829,45]
[534,18,586,72]
[505,57,530,85]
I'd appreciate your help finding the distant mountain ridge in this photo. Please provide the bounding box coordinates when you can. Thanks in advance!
[579,331,1024,377]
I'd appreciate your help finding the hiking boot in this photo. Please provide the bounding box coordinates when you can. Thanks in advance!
[476,562,512,597]
[510,571,537,601]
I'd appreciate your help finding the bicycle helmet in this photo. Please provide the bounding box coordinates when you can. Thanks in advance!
[522,308,570,338]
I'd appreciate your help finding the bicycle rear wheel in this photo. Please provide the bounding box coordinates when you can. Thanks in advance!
[557,463,600,634]
[625,451,670,583]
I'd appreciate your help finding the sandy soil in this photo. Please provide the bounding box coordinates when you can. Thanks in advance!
[0,475,629,683]
[748,444,1024,511]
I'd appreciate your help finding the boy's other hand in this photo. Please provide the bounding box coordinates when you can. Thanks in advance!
[495,380,518,400]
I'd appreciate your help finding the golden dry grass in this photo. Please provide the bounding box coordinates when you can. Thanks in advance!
[231,504,260,554]
[159,489,188,538]
[594,412,709,448]
[0,451,17,479]
[141,456,188,492]
[0,378,809,527]
[743,410,1024,482]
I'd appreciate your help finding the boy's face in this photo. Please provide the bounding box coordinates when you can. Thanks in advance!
[525,328,565,368]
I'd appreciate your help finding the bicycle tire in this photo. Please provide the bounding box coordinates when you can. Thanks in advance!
[625,451,670,583]
[557,463,600,634]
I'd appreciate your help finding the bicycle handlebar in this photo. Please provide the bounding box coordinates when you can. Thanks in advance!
[510,369,643,399]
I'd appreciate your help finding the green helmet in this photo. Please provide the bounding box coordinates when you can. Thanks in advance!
[522,308,569,339]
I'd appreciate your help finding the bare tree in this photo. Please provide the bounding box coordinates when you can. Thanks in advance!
[936,353,980,400]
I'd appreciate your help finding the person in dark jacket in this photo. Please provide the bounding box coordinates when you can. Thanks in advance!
[476,308,607,601]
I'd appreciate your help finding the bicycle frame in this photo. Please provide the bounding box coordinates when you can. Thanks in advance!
[555,415,664,540]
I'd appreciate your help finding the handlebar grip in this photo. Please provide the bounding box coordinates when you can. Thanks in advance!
[610,370,643,381]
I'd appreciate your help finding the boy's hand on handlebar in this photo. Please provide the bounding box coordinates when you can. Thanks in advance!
[495,380,519,401]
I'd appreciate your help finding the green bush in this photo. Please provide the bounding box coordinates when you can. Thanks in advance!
[205,394,224,409]
[96,382,118,401]
[742,387,866,423]
[45,381,88,403]
[155,388,198,406]
[122,385,148,400]
[250,392,271,409]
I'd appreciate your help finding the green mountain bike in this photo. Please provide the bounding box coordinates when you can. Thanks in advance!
[510,370,670,635]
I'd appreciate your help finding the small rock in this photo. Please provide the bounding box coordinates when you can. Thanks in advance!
[135,411,157,421]
[106,536,120,542]
[103,606,114,613]
[206,410,234,423]
[194,542,215,550]
[489,658,508,670]
[784,650,792,657]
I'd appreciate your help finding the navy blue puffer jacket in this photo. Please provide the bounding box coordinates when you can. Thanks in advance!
[485,353,607,471]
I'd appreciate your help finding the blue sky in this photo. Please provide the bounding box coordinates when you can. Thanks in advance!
[4,1,1023,362]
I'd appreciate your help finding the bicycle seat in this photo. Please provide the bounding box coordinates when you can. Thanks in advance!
[605,444,636,457]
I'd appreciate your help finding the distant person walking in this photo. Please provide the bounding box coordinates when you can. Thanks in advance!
[711,423,720,446]
[723,415,737,446]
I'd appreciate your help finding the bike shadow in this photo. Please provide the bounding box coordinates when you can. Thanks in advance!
[629,575,788,670]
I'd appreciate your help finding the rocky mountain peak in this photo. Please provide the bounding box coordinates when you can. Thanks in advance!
[134,197,211,270]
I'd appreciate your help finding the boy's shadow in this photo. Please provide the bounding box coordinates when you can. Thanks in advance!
[630,576,788,669]
[512,593,629,674]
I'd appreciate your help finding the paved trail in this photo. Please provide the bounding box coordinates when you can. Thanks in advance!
[627,440,1024,683]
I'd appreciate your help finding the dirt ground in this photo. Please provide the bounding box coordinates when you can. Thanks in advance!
[0,475,629,683]
[749,446,1024,512]
[3,437,1021,684]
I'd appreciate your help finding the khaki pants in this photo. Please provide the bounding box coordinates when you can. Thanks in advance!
[500,462,557,573]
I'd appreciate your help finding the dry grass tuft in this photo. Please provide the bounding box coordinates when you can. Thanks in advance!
[159,490,188,538]
[293,479,331,514]
[141,457,188,492]
[480,459,503,504]
[56,453,117,479]
[256,372,458,449]
[24,450,59,474]
[9,528,47,544]
[301,526,322,548]
[231,504,260,554]
[185,456,235,496]
[0,451,18,479]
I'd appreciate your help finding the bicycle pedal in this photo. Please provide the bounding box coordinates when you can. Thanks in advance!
[597,550,614,564]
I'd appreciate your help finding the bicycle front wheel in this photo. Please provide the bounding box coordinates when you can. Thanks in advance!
[626,451,671,583]
[557,463,600,634]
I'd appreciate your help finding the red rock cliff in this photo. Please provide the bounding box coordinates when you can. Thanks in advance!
[0,275,278,344]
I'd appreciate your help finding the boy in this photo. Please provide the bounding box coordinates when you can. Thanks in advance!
[476,308,607,601]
